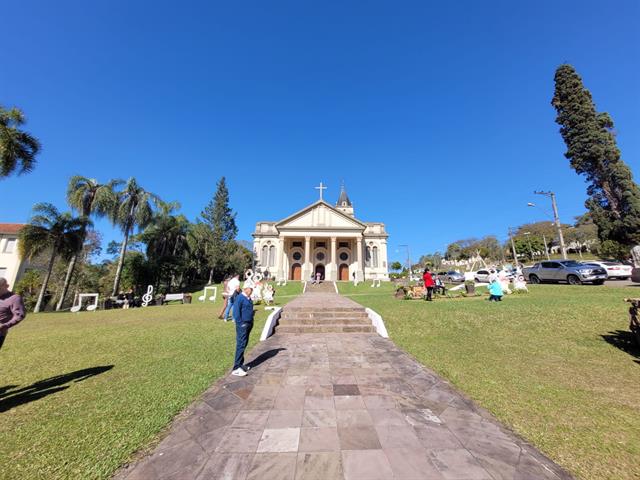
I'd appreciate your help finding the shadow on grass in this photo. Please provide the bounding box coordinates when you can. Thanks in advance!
[601,330,640,364]
[0,365,114,412]
[246,348,287,370]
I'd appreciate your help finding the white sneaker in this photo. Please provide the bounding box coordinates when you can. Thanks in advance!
[231,368,247,377]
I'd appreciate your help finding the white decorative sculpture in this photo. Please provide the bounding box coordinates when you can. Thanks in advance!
[243,269,255,289]
[71,293,99,313]
[263,284,274,305]
[198,286,217,302]
[141,285,154,307]
[371,279,381,288]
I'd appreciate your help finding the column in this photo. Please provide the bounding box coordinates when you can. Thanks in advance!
[275,237,284,281]
[304,236,311,281]
[329,237,337,281]
[380,240,389,280]
[356,236,364,282]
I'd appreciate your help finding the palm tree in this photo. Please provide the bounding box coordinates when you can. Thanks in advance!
[19,203,87,313]
[112,178,162,296]
[0,106,41,177]
[55,176,122,311]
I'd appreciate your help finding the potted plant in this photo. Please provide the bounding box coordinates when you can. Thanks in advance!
[464,279,475,295]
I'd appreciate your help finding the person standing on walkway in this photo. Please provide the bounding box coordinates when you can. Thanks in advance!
[423,268,435,301]
[223,274,240,321]
[231,287,255,376]
[0,278,26,351]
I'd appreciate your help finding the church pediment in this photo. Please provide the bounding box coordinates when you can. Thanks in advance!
[276,201,366,230]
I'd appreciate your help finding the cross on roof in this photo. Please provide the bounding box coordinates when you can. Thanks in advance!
[315,182,327,201]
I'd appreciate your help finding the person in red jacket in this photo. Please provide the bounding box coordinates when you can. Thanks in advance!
[422,268,435,301]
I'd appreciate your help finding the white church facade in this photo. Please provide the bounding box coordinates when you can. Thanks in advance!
[252,186,389,282]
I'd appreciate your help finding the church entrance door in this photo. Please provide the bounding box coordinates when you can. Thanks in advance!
[315,264,325,280]
[339,264,349,281]
[291,263,302,281]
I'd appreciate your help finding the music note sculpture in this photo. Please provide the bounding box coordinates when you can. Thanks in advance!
[70,293,100,313]
[198,286,217,302]
[141,285,154,307]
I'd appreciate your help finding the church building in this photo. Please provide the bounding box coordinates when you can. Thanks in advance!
[252,185,389,282]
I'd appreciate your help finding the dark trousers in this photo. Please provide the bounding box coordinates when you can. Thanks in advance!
[425,287,434,301]
[233,321,254,370]
[489,295,502,302]
[0,334,5,351]
[435,285,446,295]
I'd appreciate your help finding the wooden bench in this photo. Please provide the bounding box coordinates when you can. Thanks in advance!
[162,293,186,305]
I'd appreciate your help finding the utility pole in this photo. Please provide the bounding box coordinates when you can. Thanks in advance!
[508,227,518,265]
[534,190,567,260]
[523,232,534,259]
[542,233,550,260]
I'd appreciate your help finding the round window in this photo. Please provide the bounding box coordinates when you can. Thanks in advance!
[316,252,325,261]
[292,252,302,261]
[339,252,349,261]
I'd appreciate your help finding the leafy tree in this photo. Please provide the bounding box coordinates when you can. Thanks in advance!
[0,105,41,177]
[19,203,86,312]
[201,177,239,282]
[112,178,162,295]
[56,176,121,310]
[138,207,190,290]
[390,261,402,272]
[513,235,546,260]
[552,64,640,248]
[445,242,463,260]
[14,270,42,311]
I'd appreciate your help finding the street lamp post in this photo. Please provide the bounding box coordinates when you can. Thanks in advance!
[533,191,568,260]
[508,227,518,265]
[399,244,411,278]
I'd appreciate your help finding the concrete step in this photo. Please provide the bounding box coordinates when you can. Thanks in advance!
[280,312,369,320]
[276,324,376,334]
[278,317,372,326]
[284,306,364,313]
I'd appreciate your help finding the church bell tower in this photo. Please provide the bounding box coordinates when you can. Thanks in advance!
[336,183,354,218]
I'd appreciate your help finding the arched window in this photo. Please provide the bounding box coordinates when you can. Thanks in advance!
[365,246,372,267]
[269,245,276,267]
[372,246,379,268]
[261,245,268,266]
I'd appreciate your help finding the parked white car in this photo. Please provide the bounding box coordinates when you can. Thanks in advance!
[587,261,632,280]
[473,269,497,283]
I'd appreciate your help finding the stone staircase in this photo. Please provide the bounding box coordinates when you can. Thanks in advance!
[276,285,375,334]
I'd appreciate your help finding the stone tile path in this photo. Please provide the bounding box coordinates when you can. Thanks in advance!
[116,330,574,479]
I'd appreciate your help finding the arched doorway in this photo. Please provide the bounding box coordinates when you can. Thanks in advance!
[339,264,350,281]
[315,264,325,280]
[291,263,302,280]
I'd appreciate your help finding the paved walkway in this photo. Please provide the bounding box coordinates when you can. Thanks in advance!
[116,297,573,479]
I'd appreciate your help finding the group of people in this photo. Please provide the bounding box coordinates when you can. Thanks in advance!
[217,272,277,377]
[422,268,505,302]
[421,268,447,301]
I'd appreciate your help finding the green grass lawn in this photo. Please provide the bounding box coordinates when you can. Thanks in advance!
[0,282,302,480]
[338,281,640,480]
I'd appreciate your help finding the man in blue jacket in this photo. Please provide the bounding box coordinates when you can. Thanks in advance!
[231,287,255,376]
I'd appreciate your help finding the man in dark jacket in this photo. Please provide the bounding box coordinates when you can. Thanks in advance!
[231,287,255,376]
[0,278,26,351]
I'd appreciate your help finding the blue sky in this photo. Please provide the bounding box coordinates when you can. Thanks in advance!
[2,1,639,264]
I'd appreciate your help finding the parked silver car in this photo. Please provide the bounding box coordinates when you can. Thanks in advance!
[523,260,607,285]
[437,270,465,283]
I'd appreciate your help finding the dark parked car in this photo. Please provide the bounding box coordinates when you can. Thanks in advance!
[523,260,607,285]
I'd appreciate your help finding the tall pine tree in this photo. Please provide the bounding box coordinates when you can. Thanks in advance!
[201,177,239,282]
[552,64,640,250]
